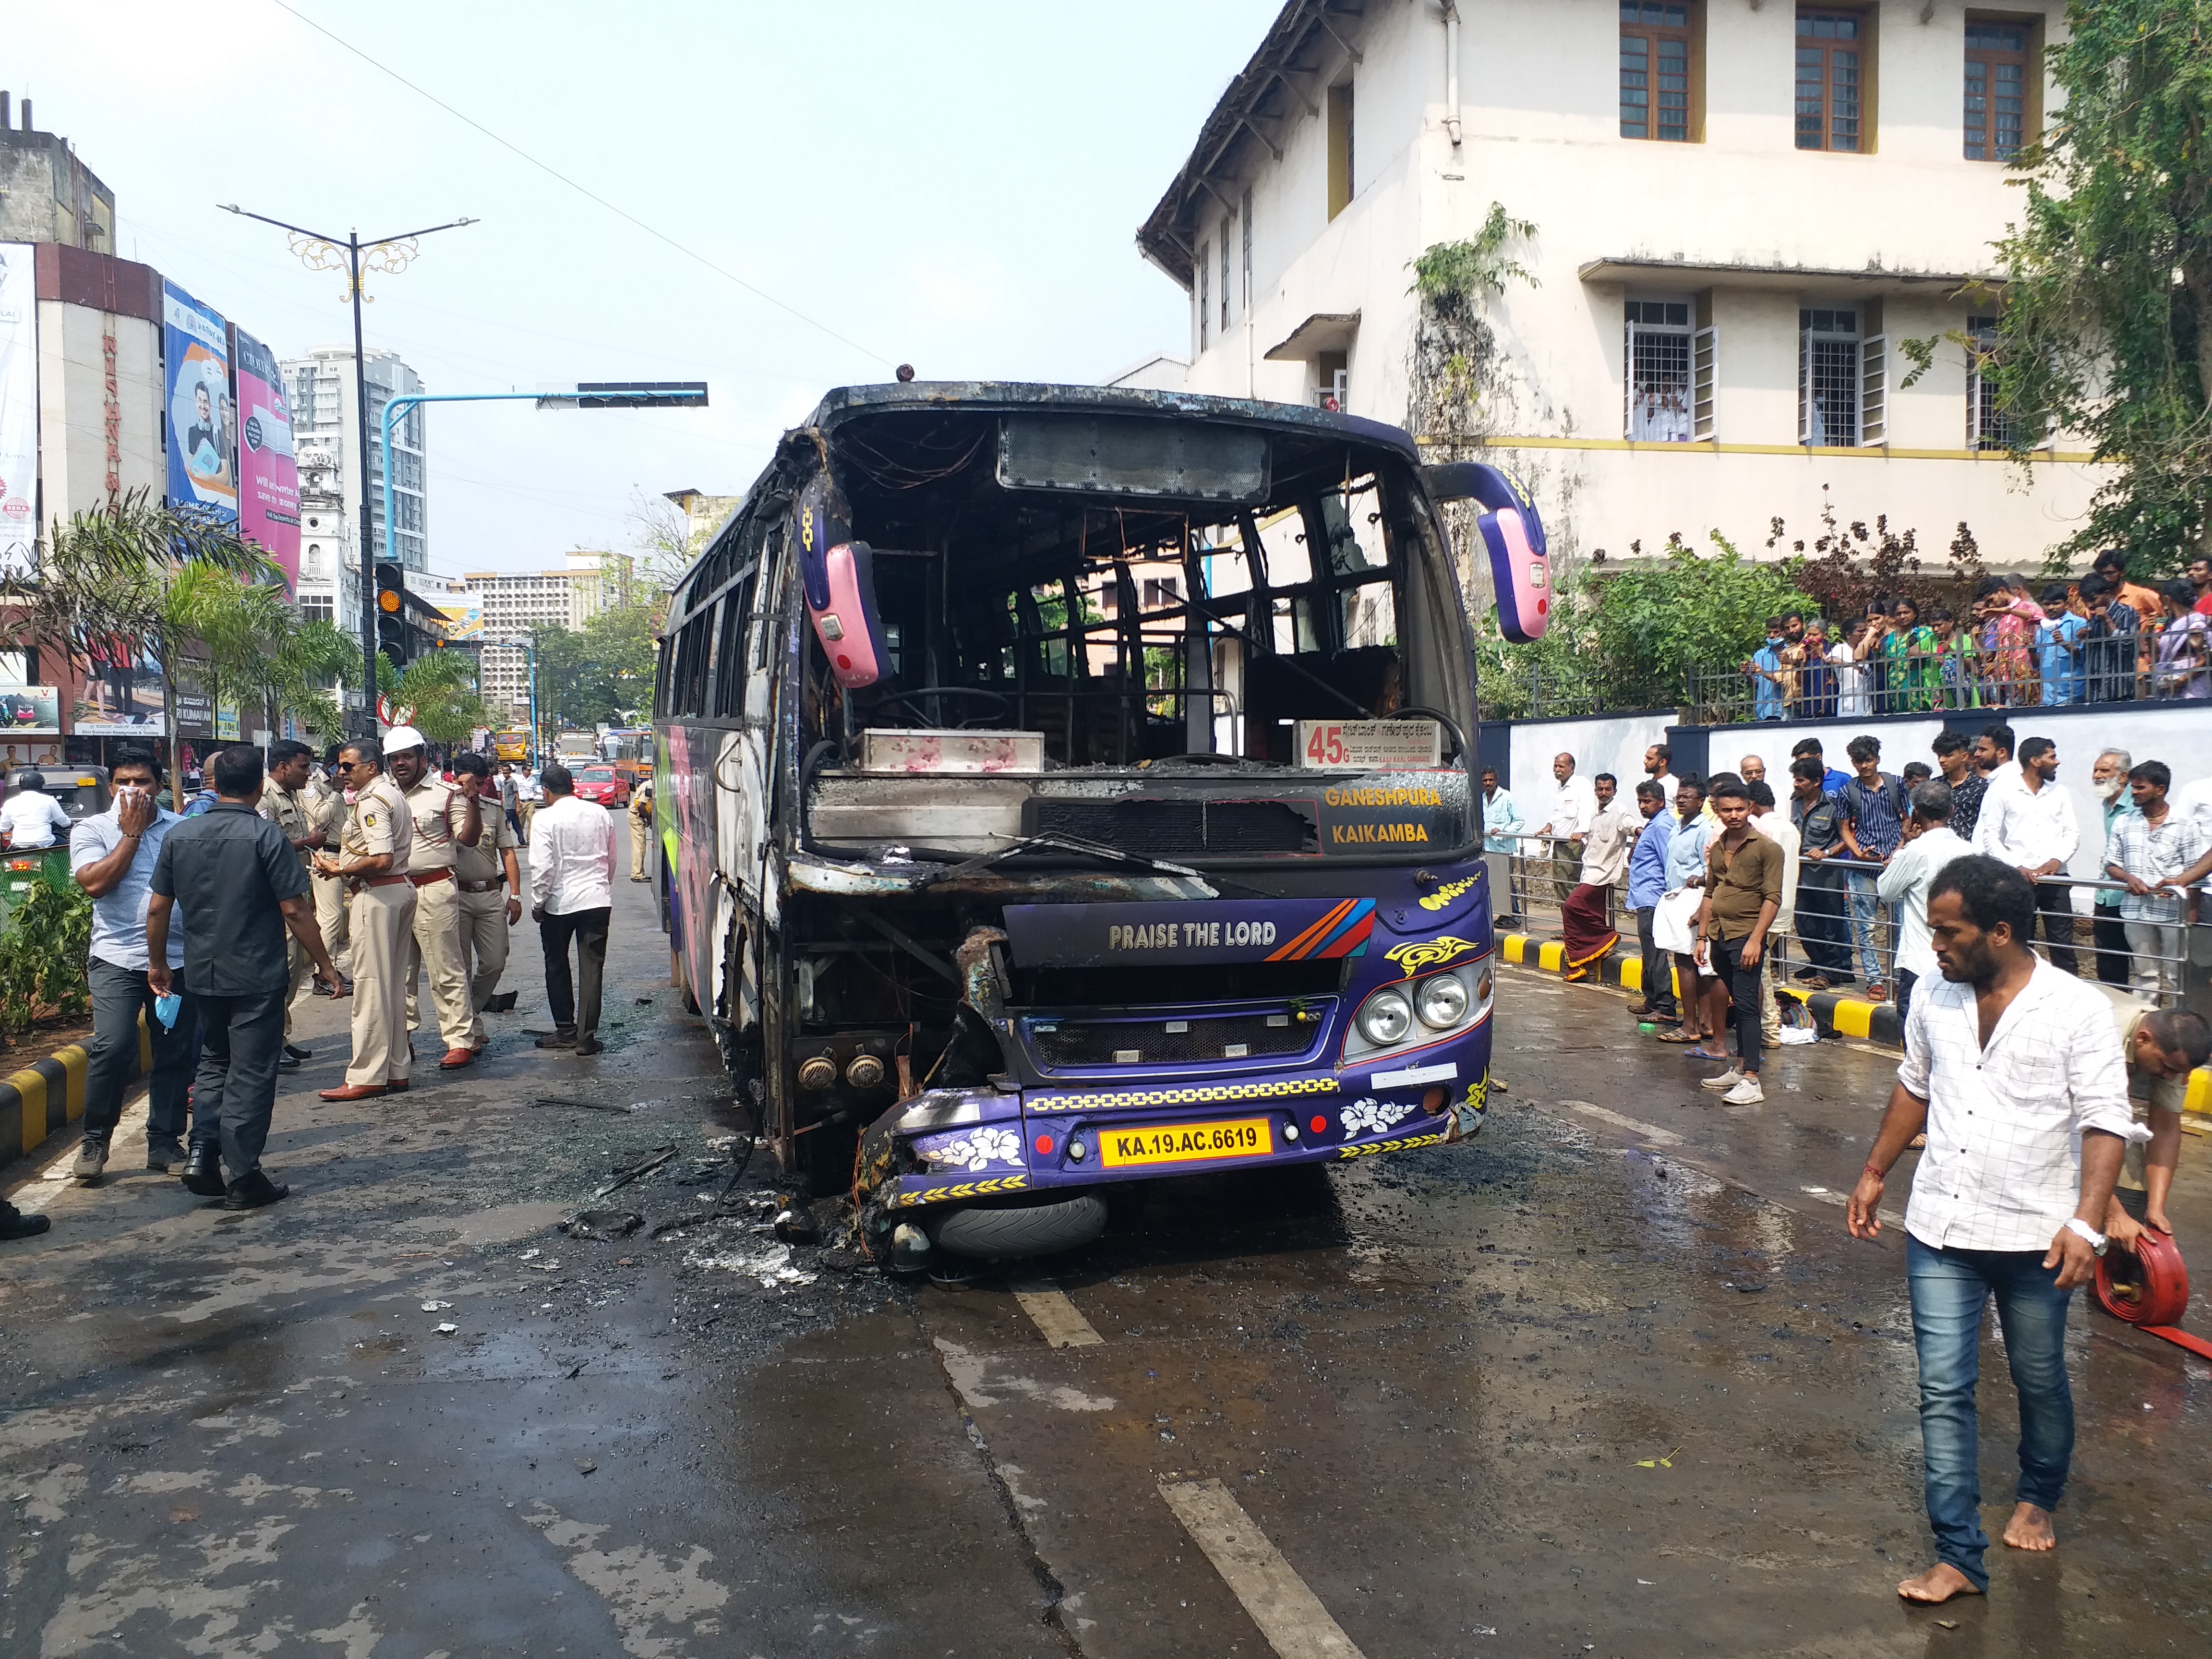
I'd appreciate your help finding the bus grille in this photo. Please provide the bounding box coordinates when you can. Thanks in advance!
[1029,798,1314,856]
[1022,1007,1330,1070]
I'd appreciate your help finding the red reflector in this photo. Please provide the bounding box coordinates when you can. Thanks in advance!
[1034,1134,1054,1155]
[1309,1116,1327,1134]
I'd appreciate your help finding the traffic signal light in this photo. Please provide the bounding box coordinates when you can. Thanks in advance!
[374,561,410,667]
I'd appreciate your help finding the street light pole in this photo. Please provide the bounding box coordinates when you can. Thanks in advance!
[218,205,477,732]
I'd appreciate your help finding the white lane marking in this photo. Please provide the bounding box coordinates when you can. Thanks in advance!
[1009,1280,1103,1348]
[1158,1479,1363,1659]
[12,1087,152,1213]
[1799,1185,1906,1228]
[1555,1099,1684,1148]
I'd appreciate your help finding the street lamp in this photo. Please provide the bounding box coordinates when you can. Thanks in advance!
[218,204,478,729]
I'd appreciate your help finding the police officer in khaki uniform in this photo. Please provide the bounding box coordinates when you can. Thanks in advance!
[314,738,416,1099]
[308,748,352,986]
[384,726,482,1071]
[258,740,326,1067]
[627,777,654,880]
[448,752,523,1050]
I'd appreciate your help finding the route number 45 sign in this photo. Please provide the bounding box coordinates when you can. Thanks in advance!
[1296,720,1443,769]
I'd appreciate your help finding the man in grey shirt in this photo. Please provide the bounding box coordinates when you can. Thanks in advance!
[148,746,345,1210]
[69,748,198,1183]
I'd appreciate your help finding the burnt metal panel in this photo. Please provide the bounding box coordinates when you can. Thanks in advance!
[997,413,1270,504]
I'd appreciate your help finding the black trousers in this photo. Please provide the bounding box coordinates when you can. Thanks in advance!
[2091,908,2131,986]
[1897,968,1919,1028]
[1711,932,1764,1074]
[2032,882,2079,977]
[1634,905,1676,1016]
[190,988,288,1180]
[540,907,611,1041]
[82,958,201,1146]
[1795,865,1856,982]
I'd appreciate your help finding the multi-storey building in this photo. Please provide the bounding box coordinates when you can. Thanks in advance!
[1139,0,2104,577]
[279,345,428,574]
[466,551,634,720]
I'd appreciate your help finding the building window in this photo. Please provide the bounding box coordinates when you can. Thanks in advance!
[1800,307,1860,446]
[1142,577,1181,610]
[1620,3,1692,141]
[1240,187,1253,311]
[1220,221,1232,333]
[1199,244,1211,351]
[1326,82,1355,220]
[1964,22,2028,161]
[1316,349,1347,411]
[1967,314,2026,448]
[1625,300,1694,441]
[1795,11,1864,152]
[300,595,335,624]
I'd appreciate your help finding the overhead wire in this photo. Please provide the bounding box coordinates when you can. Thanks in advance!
[265,0,898,370]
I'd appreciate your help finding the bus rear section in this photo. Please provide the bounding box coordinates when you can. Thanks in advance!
[654,383,1502,1264]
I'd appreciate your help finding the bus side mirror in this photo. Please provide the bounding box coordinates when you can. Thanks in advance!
[805,540,891,688]
[1421,462,1551,644]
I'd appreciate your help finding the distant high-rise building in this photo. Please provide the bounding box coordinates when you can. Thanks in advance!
[279,345,428,574]
[465,552,635,720]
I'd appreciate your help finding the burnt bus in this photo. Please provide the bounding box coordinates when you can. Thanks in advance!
[651,382,1549,1262]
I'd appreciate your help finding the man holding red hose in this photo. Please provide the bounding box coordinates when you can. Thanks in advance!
[1847,856,2141,1606]
[2098,998,2212,1248]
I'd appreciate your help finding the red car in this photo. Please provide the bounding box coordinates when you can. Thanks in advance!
[571,765,631,808]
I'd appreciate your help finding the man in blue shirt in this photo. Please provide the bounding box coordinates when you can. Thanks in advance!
[2035,584,2087,706]
[1744,617,1789,721]
[1791,736,1852,798]
[1626,779,1678,1021]
[68,749,198,1184]
[1839,733,1910,999]
[1481,767,1525,922]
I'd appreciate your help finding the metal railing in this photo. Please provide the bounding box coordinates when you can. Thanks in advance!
[1697,640,2193,726]
[1497,836,2205,1010]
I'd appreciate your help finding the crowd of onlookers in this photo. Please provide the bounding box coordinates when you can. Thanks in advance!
[1738,551,2212,716]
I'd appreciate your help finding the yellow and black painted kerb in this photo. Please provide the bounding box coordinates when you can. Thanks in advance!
[1494,926,2212,1116]
[0,1016,151,1171]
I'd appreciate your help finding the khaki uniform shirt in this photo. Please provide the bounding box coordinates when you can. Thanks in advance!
[452,804,518,888]
[342,773,413,877]
[261,781,315,869]
[305,778,349,848]
[401,775,469,875]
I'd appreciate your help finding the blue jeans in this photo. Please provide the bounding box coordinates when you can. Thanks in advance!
[1906,1235,2075,1592]
[1846,871,1894,987]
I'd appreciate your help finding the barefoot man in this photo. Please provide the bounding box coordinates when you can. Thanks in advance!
[1846,854,2140,1606]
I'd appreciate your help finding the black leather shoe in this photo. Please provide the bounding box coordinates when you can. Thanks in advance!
[180,1143,227,1197]
[223,1170,290,1211]
[145,1136,187,1172]
[278,1054,301,1071]
[284,1044,313,1061]
[0,1204,49,1240]
[573,1037,605,1056]
[535,1030,577,1050]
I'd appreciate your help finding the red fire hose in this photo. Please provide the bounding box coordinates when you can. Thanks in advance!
[2093,1233,2212,1360]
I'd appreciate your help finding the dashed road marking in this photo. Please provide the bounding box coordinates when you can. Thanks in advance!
[1009,1280,1103,1348]
[1554,1099,1684,1147]
[1157,1478,1363,1659]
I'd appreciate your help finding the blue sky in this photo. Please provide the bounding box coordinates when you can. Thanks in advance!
[12,0,1275,571]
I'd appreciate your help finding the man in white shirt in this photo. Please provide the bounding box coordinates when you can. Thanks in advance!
[1534,752,1599,904]
[1746,780,1800,1046]
[1973,736,2080,975]
[529,763,619,1056]
[1642,743,1680,814]
[515,767,544,846]
[1561,774,1629,979]
[0,769,73,849]
[1876,781,1973,1025]
[1847,855,2139,1607]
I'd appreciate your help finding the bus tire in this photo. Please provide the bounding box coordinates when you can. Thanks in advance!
[927,1192,1108,1260]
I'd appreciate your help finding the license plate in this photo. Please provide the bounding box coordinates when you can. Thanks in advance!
[1099,1117,1274,1168]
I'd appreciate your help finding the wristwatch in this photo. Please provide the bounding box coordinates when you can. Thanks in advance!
[2063,1217,2109,1257]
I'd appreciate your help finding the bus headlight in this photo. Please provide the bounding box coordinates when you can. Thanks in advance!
[1416,973,1469,1029]
[1357,988,1414,1047]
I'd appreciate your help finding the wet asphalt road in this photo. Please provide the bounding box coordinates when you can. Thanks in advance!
[4,849,2209,1658]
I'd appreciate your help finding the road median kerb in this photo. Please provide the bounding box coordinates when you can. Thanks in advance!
[0,1013,151,1171]
[1492,923,2212,1118]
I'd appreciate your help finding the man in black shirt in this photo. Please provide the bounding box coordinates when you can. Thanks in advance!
[147,746,346,1210]
[1931,730,1986,842]
[1790,755,1855,988]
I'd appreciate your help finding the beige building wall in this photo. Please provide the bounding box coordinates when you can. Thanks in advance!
[35,300,161,520]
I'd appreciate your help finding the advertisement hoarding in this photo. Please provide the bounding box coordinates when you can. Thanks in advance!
[0,685,61,734]
[161,280,236,524]
[73,642,167,735]
[232,326,300,592]
[0,243,36,577]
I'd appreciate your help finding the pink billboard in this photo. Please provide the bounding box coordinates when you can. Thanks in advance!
[232,326,300,593]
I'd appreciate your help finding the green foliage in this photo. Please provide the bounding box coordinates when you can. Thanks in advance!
[1409,205,1541,308]
[383,649,490,745]
[0,876,93,1045]
[1985,0,2212,574]
[1408,206,1539,445]
[534,601,664,731]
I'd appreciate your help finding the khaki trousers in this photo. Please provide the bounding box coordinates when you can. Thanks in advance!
[518,802,536,843]
[282,933,314,1041]
[313,871,351,973]
[629,813,651,879]
[345,883,418,1087]
[402,876,476,1054]
[458,887,512,1046]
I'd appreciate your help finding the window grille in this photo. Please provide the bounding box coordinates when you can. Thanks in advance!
[1800,308,1860,446]
[1860,332,1887,445]
[1624,300,1694,442]
[1795,11,1862,152]
[1964,23,2027,161]
[1198,247,1210,351]
[1967,315,2024,449]
[1620,3,1692,142]
[1692,324,1718,440]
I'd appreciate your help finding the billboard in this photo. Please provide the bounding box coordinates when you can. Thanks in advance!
[162,280,235,523]
[74,640,167,734]
[437,600,483,641]
[0,243,36,577]
[0,685,61,734]
[233,327,300,593]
